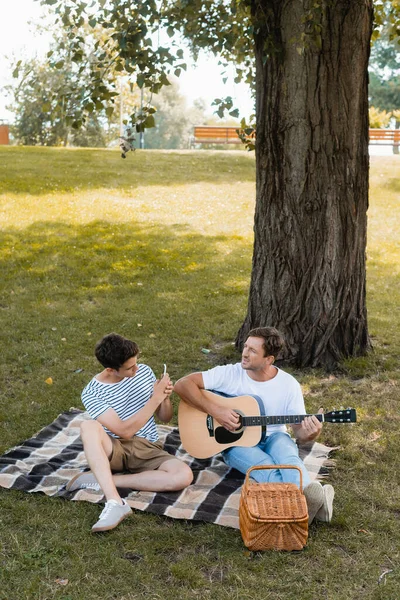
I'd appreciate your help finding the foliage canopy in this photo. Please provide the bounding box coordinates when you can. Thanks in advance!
[31,0,400,131]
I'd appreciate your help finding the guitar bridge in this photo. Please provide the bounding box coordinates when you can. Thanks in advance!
[206,414,214,437]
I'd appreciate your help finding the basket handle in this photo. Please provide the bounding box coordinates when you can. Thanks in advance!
[244,464,304,493]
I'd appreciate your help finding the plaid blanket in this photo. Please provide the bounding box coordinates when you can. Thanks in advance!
[0,410,336,529]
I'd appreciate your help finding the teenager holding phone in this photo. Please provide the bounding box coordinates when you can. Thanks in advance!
[66,333,193,532]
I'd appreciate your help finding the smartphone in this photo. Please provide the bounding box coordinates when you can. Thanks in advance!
[163,364,167,376]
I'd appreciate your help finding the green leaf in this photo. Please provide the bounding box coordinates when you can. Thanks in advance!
[55,60,65,69]
[229,109,239,118]
[72,52,83,63]
[106,106,114,118]
[143,115,155,128]
[160,73,171,86]
[41,102,51,113]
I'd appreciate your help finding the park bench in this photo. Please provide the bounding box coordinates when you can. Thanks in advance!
[368,129,400,147]
[0,123,9,145]
[190,126,255,147]
[191,126,400,149]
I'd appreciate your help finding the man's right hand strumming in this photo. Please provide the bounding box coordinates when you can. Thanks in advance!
[213,405,240,431]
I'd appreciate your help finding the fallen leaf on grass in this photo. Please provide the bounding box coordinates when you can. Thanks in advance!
[378,569,393,585]
[45,377,53,385]
[358,529,372,535]
[54,578,68,586]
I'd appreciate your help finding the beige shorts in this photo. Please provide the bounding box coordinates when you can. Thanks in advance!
[109,436,175,474]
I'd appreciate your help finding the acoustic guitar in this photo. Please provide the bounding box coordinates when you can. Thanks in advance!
[178,390,357,459]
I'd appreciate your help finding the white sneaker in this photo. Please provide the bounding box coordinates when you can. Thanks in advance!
[304,481,324,524]
[92,499,132,533]
[315,484,335,523]
[66,471,101,492]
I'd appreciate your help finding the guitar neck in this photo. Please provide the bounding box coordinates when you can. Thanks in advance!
[241,413,324,427]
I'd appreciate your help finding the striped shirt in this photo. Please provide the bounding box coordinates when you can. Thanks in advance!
[81,364,158,441]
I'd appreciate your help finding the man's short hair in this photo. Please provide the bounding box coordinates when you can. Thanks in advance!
[95,333,139,369]
[247,327,285,358]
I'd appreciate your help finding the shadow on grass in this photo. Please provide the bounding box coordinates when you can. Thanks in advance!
[0,147,255,195]
[383,177,400,194]
[0,219,251,449]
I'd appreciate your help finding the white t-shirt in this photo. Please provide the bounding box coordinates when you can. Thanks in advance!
[81,364,158,441]
[202,363,306,435]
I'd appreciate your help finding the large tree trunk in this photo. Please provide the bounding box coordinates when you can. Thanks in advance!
[237,0,373,369]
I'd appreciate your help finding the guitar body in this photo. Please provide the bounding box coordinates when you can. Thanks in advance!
[178,391,263,459]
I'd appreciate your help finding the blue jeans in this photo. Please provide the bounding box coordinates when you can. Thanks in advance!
[223,432,310,488]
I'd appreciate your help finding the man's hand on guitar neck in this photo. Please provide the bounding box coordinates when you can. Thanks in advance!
[292,407,324,444]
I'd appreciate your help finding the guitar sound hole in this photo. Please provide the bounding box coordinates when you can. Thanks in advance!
[215,427,243,445]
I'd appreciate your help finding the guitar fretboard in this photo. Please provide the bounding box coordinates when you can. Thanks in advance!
[241,414,324,427]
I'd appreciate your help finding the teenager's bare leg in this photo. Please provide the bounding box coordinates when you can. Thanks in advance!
[80,421,192,494]
[112,458,193,492]
[80,420,122,503]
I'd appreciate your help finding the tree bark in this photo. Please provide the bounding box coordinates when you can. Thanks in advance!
[237,0,373,369]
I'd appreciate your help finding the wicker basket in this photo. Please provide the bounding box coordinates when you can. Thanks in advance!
[239,465,308,551]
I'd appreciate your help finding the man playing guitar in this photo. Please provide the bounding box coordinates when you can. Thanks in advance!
[174,326,334,524]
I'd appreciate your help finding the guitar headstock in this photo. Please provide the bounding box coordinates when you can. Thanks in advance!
[324,408,357,423]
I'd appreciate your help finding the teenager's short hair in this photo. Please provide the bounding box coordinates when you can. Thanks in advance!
[247,327,285,358]
[95,333,139,369]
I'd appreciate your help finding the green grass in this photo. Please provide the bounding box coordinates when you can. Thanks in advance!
[0,147,399,600]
